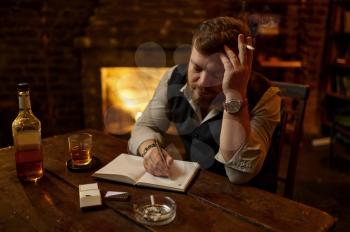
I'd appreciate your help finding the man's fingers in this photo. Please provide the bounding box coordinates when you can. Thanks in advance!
[224,45,240,69]
[220,53,230,67]
[145,160,167,177]
[246,36,253,67]
[166,154,173,166]
[144,150,171,177]
[153,167,167,176]
[143,158,152,173]
[154,165,169,177]
[238,34,247,65]
[156,160,169,176]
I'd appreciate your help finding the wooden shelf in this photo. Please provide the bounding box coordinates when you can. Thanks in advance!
[326,91,350,101]
[249,0,303,83]
[333,0,350,7]
[321,1,350,131]
[246,0,301,4]
[331,62,350,69]
[256,30,290,38]
[258,59,302,69]
[332,32,350,38]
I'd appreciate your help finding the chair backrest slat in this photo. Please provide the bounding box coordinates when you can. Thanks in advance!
[275,82,310,101]
[272,81,310,199]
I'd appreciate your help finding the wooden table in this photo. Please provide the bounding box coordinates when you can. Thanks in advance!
[0,129,335,231]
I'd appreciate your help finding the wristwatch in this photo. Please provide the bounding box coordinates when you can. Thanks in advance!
[223,98,248,114]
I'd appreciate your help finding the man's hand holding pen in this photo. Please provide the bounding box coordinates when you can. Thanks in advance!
[143,140,173,177]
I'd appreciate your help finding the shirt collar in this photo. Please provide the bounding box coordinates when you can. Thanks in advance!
[180,83,222,123]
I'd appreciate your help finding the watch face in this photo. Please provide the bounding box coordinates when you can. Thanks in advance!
[225,100,242,113]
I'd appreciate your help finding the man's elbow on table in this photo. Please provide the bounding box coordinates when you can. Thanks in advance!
[225,168,257,184]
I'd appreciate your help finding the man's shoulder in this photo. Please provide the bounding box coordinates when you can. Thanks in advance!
[247,72,272,110]
[168,64,188,85]
[172,63,188,76]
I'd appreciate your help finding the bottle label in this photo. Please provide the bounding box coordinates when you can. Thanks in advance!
[17,131,41,146]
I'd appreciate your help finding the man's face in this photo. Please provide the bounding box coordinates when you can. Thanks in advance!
[187,46,225,108]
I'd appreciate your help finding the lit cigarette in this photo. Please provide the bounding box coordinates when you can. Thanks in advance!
[246,44,255,50]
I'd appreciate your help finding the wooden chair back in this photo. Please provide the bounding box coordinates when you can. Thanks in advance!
[272,81,310,198]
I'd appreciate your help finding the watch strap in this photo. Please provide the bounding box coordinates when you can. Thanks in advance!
[223,98,248,112]
[140,143,157,157]
[225,98,248,104]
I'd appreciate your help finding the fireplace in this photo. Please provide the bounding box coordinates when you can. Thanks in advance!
[101,67,169,134]
[73,0,213,133]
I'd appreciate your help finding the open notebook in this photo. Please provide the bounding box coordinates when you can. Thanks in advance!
[92,153,200,192]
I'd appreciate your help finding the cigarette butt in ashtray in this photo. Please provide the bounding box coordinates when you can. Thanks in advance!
[312,137,331,147]
[150,194,155,205]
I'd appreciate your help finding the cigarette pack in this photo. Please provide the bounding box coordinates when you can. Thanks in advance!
[79,183,102,208]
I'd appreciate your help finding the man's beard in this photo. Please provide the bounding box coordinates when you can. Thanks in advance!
[190,85,223,109]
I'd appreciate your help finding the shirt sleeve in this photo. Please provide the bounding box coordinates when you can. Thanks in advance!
[128,66,176,155]
[215,86,281,181]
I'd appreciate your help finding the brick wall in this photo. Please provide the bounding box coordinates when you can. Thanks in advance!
[299,0,329,135]
[0,0,95,146]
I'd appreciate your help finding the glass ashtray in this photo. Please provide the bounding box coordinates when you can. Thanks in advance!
[133,195,176,226]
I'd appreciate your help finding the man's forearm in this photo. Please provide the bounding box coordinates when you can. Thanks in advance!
[219,105,250,162]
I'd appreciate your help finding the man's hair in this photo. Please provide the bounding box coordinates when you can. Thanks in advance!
[192,17,251,55]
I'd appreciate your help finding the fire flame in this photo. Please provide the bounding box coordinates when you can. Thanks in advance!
[101,67,169,134]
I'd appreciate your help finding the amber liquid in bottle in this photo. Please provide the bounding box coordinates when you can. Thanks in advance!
[12,83,43,182]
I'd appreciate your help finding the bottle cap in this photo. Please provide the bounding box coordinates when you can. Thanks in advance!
[17,83,29,91]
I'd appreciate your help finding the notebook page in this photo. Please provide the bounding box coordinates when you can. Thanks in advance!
[93,153,145,183]
[137,160,199,192]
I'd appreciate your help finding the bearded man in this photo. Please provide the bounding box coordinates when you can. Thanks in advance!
[128,17,281,188]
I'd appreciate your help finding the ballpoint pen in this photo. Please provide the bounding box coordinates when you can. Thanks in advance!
[154,139,170,176]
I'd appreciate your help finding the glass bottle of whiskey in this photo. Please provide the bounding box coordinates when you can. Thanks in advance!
[12,83,43,182]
